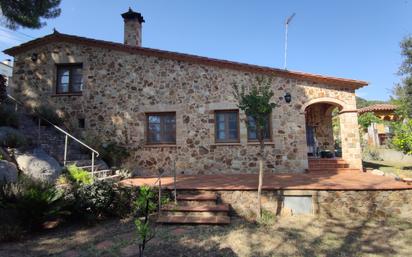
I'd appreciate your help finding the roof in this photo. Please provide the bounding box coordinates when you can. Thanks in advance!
[4,31,368,89]
[358,104,398,114]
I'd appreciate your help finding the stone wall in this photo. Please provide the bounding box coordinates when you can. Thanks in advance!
[11,41,361,175]
[211,189,412,220]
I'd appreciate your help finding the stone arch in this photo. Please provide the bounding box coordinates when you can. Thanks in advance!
[301,97,348,113]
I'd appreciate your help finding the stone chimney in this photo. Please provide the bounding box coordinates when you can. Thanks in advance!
[121,7,145,47]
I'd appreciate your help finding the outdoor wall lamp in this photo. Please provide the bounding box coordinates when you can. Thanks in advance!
[284,92,292,103]
[31,53,38,62]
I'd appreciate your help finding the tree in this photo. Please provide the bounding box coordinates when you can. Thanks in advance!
[233,77,276,219]
[358,112,382,131]
[392,120,412,155]
[0,74,6,104]
[0,0,61,30]
[392,36,412,118]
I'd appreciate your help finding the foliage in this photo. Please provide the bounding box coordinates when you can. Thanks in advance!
[233,77,276,220]
[392,120,412,155]
[258,209,276,226]
[100,142,130,167]
[0,176,66,240]
[134,185,156,257]
[391,36,412,118]
[358,112,383,130]
[363,146,383,161]
[0,127,27,148]
[233,78,276,143]
[66,180,115,222]
[0,104,19,128]
[356,96,386,109]
[0,0,61,30]
[0,152,3,160]
[66,164,92,185]
[34,105,64,126]
[0,74,6,104]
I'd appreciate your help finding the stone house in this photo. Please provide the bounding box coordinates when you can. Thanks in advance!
[4,9,367,175]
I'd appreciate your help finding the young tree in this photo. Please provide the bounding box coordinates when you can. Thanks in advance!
[0,0,61,30]
[233,77,276,219]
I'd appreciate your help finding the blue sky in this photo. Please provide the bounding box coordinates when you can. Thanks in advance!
[1,0,411,101]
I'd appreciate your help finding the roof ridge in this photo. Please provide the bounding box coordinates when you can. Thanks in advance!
[4,32,368,88]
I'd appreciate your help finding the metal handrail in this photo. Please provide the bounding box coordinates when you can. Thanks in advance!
[7,94,100,176]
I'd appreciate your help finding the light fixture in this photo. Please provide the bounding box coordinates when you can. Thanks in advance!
[31,53,38,62]
[284,92,292,103]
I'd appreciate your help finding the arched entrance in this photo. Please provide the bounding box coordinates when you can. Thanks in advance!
[305,102,343,157]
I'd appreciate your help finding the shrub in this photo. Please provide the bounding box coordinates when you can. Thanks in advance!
[392,120,412,155]
[34,105,64,126]
[0,176,67,237]
[66,180,115,222]
[0,104,19,128]
[0,127,27,148]
[66,165,92,185]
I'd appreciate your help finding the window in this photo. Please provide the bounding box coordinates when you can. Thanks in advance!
[78,118,85,129]
[56,64,83,94]
[146,113,176,144]
[215,110,239,143]
[247,114,271,141]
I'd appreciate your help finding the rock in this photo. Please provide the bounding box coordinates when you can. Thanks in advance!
[371,169,385,176]
[15,147,62,182]
[0,160,18,182]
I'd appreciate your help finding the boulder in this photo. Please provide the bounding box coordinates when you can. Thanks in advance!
[370,169,385,176]
[0,160,18,182]
[15,147,62,182]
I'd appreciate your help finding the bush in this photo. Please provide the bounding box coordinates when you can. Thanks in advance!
[392,120,412,155]
[66,180,115,222]
[0,104,19,128]
[66,165,92,185]
[34,105,64,126]
[0,176,66,238]
[0,127,27,148]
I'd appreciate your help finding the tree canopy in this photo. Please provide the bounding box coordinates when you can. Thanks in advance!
[392,36,412,118]
[0,0,61,30]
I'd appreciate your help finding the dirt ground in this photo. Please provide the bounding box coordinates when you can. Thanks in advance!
[1,214,412,257]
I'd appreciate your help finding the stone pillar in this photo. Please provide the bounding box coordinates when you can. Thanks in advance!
[339,111,362,169]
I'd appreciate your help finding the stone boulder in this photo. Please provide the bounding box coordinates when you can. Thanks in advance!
[0,160,18,182]
[370,169,385,176]
[15,147,62,182]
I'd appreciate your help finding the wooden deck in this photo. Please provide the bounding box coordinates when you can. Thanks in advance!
[121,170,412,191]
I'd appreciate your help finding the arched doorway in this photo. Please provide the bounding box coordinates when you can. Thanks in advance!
[304,102,342,158]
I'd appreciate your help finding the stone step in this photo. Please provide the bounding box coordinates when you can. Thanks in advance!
[157,215,230,225]
[162,203,229,212]
[176,193,217,201]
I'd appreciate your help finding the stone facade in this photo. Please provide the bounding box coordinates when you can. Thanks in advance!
[10,40,362,175]
[211,189,412,220]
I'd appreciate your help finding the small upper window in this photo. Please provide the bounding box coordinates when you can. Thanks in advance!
[146,113,176,144]
[56,64,83,94]
[247,114,271,141]
[215,110,239,143]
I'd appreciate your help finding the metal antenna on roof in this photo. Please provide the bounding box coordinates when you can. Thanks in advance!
[283,13,295,70]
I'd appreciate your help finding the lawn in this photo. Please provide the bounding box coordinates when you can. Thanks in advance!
[363,159,412,179]
[2,215,412,257]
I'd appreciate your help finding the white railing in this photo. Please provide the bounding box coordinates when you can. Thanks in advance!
[7,94,100,178]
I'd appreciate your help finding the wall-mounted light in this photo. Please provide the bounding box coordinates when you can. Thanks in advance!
[31,53,38,62]
[284,92,292,103]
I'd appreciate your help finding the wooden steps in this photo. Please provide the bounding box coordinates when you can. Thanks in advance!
[157,192,230,225]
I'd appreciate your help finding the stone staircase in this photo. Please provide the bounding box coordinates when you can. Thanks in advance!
[157,192,230,225]
[308,158,359,173]
[15,108,118,180]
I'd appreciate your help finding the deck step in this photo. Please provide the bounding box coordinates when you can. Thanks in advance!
[176,193,217,201]
[162,204,229,212]
[157,215,230,224]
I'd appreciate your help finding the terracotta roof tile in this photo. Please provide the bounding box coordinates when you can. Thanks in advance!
[358,104,398,114]
[4,31,368,89]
